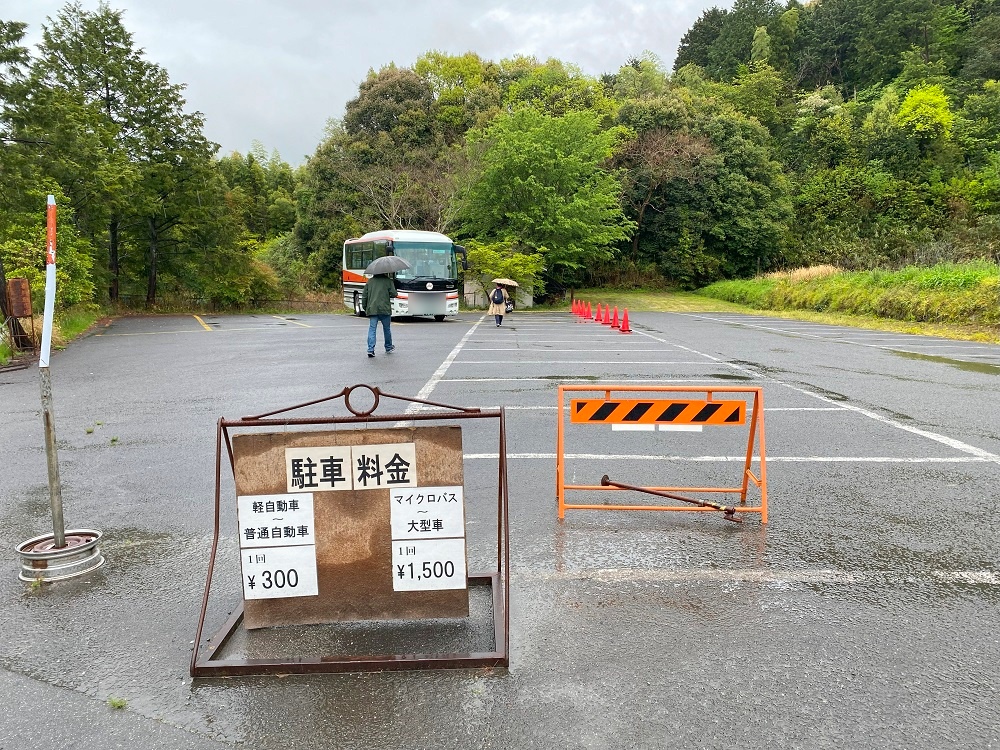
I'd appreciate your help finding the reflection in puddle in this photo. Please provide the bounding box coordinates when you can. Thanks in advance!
[892,349,1000,375]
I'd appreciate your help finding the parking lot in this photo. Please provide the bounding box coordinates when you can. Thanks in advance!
[1,309,999,748]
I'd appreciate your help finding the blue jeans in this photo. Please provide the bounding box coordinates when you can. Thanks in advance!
[367,314,393,353]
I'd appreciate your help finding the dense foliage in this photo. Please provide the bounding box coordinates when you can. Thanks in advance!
[2,0,1000,313]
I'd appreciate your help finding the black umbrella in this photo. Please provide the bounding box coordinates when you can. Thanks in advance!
[366,255,411,275]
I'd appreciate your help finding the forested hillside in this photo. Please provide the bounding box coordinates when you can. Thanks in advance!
[1,0,999,313]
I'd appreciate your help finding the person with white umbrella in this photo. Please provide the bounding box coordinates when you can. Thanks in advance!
[362,255,409,357]
[488,278,517,327]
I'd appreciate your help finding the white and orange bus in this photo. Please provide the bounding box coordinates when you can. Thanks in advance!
[341,230,467,320]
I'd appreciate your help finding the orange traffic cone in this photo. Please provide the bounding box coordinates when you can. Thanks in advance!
[603,305,614,325]
[610,306,620,329]
[594,303,603,322]
[619,308,632,333]
[572,299,578,316]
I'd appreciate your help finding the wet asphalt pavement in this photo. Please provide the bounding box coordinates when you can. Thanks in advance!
[1,310,999,749]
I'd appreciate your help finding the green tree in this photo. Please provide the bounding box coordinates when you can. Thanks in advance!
[457,108,633,290]
[0,20,27,99]
[463,240,546,299]
[725,62,792,135]
[502,58,615,118]
[606,53,670,101]
[751,26,772,63]
[788,86,857,169]
[414,51,500,141]
[707,0,784,80]
[343,65,437,150]
[24,2,154,301]
[961,15,1000,80]
[897,83,954,140]
[124,94,221,306]
[679,105,792,281]
[674,7,729,72]
[613,128,715,263]
[20,1,225,305]
[793,0,863,88]
[955,80,1000,167]
[767,7,800,75]
[216,144,297,241]
[1,17,99,311]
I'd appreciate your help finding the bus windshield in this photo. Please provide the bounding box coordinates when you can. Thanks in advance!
[391,241,457,280]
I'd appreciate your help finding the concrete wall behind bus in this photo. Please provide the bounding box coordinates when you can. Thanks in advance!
[463,280,533,309]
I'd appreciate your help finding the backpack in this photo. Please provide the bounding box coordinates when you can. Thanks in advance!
[491,287,505,304]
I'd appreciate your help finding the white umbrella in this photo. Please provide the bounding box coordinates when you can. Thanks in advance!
[366,255,411,275]
[492,278,519,286]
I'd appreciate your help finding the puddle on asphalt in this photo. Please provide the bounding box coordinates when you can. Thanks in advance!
[800,385,850,401]
[730,360,787,377]
[892,349,1000,375]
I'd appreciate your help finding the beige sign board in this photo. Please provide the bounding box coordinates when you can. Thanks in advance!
[232,425,468,630]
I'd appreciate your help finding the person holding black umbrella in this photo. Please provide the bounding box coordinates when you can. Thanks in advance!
[363,255,409,357]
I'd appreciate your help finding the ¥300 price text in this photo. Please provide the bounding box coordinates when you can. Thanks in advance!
[247,568,300,591]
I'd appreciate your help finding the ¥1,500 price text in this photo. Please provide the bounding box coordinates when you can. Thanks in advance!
[396,560,456,581]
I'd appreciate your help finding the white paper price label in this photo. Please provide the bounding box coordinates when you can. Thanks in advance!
[237,492,315,547]
[390,485,465,540]
[241,545,319,600]
[391,538,467,592]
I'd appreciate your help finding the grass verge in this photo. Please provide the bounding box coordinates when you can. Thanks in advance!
[0,305,103,365]
[572,281,1000,344]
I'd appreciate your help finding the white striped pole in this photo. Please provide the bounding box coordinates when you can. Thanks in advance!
[39,195,65,548]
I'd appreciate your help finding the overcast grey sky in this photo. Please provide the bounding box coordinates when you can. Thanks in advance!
[5,1,731,164]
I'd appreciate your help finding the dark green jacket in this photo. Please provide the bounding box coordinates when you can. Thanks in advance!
[362,274,397,316]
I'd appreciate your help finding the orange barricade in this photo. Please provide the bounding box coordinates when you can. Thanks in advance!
[556,384,768,524]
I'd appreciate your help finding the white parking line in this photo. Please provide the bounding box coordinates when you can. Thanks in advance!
[777,380,1000,462]
[896,344,996,350]
[409,315,486,409]
[464,453,992,463]
[633,324,1000,463]
[447,315,1000,464]
[526,568,1000,585]
[454,360,725,365]
[440,378,744,383]
[465,346,663,354]
[411,405,845,412]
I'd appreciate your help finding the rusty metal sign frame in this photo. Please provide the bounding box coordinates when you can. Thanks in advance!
[190,384,510,677]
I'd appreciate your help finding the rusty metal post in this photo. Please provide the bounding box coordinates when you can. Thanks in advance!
[39,366,65,547]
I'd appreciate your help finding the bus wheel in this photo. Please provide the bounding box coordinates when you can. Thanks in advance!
[434,315,446,322]
[353,292,365,317]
